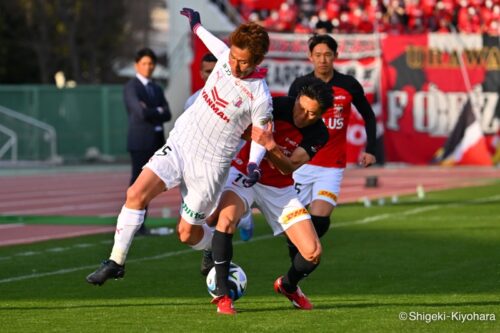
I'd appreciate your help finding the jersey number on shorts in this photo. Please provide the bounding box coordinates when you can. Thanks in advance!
[155,145,172,156]
[232,173,244,186]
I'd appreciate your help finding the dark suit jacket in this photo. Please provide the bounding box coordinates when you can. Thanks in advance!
[123,77,172,151]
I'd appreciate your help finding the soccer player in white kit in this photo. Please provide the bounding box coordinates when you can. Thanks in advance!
[86,8,273,286]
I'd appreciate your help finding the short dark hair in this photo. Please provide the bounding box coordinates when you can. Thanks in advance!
[201,53,217,63]
[298,78,333,114]
[315,20,333,33]
[135,48,157,64]
[308,34,338,53]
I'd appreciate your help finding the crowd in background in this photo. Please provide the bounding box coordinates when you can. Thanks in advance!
[228,0,500,35]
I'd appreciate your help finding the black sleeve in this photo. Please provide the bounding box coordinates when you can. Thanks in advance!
[288,78,301,98]
[351,79,377,155]
[299,122,329,159]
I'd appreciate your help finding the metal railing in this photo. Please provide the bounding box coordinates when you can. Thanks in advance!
[0,123,17,162]
[0,105,58,163]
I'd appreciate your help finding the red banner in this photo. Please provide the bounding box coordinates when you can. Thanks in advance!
[381,33,500,164]
[191,33,499,164]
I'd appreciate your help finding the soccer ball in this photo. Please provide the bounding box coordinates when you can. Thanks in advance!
[206,262,247,301]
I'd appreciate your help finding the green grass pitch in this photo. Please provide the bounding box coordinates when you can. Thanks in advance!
[0,183,499,332]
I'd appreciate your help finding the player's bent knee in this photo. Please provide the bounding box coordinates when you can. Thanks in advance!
[216,215,238,233]
[299,242,322,263]
[177,230,191,244]
[177,223,198,244]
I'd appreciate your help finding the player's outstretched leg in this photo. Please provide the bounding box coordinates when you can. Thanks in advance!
[273,276,312,310]
[86,259,125,286]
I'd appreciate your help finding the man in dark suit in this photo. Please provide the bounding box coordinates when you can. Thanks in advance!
[124,48,171,235]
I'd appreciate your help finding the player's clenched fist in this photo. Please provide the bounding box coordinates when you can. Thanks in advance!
[180,7,201,32]
[243,162,261,188]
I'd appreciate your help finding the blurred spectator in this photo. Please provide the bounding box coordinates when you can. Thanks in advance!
[184,53,217,110]
[231,0,500,35]
[315,10,334,33]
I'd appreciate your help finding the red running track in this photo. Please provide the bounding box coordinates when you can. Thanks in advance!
[1,165,499,246]
[2,165,499,218]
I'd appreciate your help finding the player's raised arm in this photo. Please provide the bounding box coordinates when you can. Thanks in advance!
[180,7,228,59]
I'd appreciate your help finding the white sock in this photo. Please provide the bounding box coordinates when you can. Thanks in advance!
[190,223,214,251]
[110,205,145,265]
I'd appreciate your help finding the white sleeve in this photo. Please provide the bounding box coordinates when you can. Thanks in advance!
[248,93,273,166]
[248,141,266,165]
[251,94,273,129]
[194,25,228,59]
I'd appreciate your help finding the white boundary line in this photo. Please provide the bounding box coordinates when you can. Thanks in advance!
[0,223,25,229]
[1,194,499,284]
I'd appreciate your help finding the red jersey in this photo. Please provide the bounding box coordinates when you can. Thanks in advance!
[232,96,328,188]
[288,71,376,168]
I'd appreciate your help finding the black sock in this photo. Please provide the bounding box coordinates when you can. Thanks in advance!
[311,215,330,238]
[212,230,233,296]
[286,237,299,263]
[282,253,319,293]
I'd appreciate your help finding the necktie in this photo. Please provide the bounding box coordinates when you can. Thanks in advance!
[146,82,155,99]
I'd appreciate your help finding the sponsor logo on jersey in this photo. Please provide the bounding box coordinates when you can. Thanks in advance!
[335,95,346,100]
[324,115,344,129]
[222,63,232,76]
[233,96,243,108]
[202,88,230,123]
[333,105,343,116]
[281,208,308,224]
[284,137,298,147]
[181,202,206,220]
[211,87,228,108]
[234,79,254,100]
[318,190,337,203]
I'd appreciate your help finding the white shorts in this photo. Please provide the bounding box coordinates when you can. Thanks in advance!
[224,167,311,235]
[145,139,228,225]
[292,164,344,207]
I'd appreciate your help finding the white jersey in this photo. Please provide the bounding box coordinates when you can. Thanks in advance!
[170,26,272,167]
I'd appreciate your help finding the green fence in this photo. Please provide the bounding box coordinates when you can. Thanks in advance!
[0,85,128,163]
